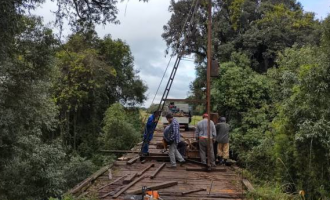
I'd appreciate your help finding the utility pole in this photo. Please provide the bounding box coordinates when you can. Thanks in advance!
[206,0,212,169]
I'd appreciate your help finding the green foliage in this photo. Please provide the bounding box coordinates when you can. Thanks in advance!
[147,103,160,113]
[101,103,141,150]
[54,32,147,156]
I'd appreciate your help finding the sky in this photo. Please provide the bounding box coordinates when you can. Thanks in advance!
[34,0,330,107]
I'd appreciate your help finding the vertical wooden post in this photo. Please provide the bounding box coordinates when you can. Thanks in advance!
[206,0,212,169]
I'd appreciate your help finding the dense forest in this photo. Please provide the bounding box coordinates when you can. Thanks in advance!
[0,1,147,199]
[163,0,330,199]
[0,0,330,200]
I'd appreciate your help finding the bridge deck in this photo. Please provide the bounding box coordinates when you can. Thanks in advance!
[70,130,245,200]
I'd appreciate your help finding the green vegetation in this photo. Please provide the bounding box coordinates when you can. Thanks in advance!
[164,0,330,199]
[0,1,146,200]
[1,0,330,199]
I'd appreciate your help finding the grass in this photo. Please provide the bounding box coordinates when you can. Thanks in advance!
[190,115,202,126]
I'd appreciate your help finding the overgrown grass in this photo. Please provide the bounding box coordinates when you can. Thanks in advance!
[190,115,202,126]
[242,170,302,200]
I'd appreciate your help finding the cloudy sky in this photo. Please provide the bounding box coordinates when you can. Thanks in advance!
[35,0,330,107]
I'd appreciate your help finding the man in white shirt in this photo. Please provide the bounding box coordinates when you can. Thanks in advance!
[195,113,216,167]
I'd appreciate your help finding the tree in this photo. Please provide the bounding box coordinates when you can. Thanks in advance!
[163,0,321,71]
[101,103,141,150]
[54,32,147,156]
[0,16,63,200]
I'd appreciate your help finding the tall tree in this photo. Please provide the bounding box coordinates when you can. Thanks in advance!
[54,31,147,156]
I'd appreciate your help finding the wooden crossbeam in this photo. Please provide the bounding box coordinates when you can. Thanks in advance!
[186,167,226,172]
[242,179,255,192]
[112,175,146,198]
[101,185,125,198]
[150,163,166,179]
[98,175,126,191]
[68,164,111,195]
[181,188,206,195]
[127,181,178,194]
[137,164,154,176]
[123,173,137,184]
[126,156,139,165]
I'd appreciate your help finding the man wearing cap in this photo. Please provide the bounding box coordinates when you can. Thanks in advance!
[164,113,185,168]
[141,111,160,156]
[195,114,216,166]
[215,117,230,165]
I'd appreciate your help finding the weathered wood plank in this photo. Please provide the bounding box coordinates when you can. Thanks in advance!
[98,175,127,191]
[126,156,140,165]
[67,164,112,195]
[182,188,207,195]
[123,172,137,184]
[112,175,146,198]
[186,167,226,172]
[150,163,166,179]
[127,181,178,194]
[137,164,155,176]
[242,179,255,192]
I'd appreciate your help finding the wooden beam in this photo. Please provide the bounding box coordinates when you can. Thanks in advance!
[123,172,137,184]
[98,175,126,191]
[100,185,125,198]
[185,167,226,172]
[101,150,168,157]
[112,175,146,198]
[242,179,255,192]
[181,188,206,195]
[126,156,139,165]
[159,192,244,198]
[144,156,170,161]
[67,164,112,195]
[150,163,166,179]
[127,181,178,194]
[185,158,207,166]
[137,163,155,176]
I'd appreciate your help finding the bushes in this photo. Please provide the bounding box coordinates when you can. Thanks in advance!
[101,103,142,150]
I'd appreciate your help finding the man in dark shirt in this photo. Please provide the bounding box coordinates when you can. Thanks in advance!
[141,111,160,156]
[164,114,185,168]
[215,117,230,165]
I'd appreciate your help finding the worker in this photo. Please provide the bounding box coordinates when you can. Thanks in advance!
[141,111,160,156]
[195,113,216,167]
[215,117,230,165]
[164,113,185,168]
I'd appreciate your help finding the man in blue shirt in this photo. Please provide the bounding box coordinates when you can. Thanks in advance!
[164,113,185,168]
[141,111,160,156]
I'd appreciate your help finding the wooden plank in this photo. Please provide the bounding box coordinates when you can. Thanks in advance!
[181,188,207,195]
[186,167,226,172]
[127,181,178,194]
[126,156,139,165]
[123,172,137,184]
[159,192,244,198]
[100,185,125,198]
[98,175,127,191]
[185,158,207,166]
[112,175,146,198]
[242,179,255,192]
[137,164,154,176]
[101,150,168,157]
[150,163,166,179]
[67,164,112,195]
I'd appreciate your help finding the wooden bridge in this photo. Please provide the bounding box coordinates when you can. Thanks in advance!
[68,129,249,200]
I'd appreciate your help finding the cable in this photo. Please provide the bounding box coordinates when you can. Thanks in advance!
[149,0,199,107]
